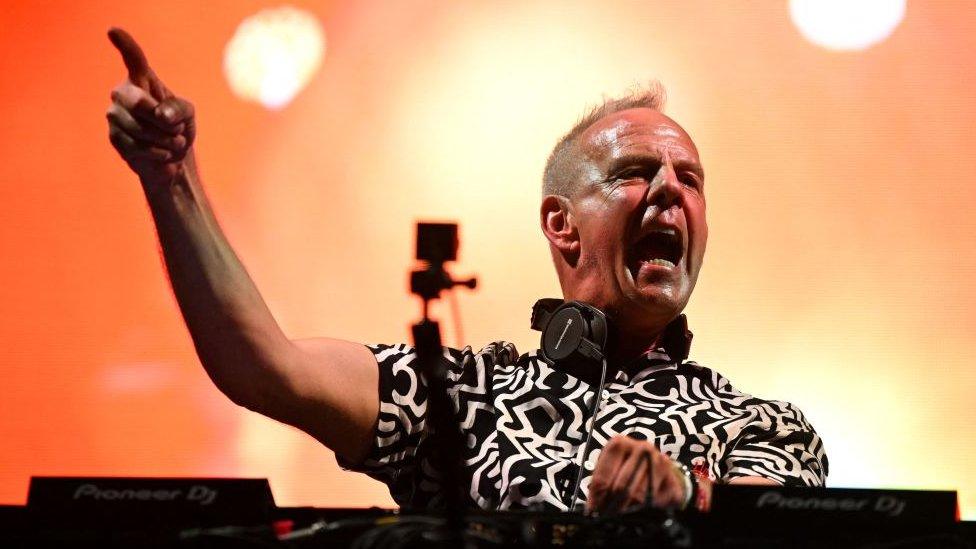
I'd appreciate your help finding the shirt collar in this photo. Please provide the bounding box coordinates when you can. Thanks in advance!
[658,313,693,364]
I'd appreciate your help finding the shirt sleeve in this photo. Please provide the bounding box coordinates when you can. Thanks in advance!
[722,399,829,487]
[336,341,514,506]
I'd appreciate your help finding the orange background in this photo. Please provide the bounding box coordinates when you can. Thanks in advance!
[1,1,975,517]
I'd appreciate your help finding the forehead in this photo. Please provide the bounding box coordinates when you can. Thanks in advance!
[579,107,700,166]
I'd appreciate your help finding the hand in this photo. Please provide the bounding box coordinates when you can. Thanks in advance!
[586,435,697,514]
[106,28,195,188]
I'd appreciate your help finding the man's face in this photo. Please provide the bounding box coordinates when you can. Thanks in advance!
[569,107,707,329]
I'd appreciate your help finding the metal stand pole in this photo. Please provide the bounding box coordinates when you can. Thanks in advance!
[408,223,477,545]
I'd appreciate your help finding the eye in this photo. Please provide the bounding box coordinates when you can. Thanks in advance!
[680,172,703,190]
[614,166,654,181]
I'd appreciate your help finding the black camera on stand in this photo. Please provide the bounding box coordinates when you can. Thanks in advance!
[410,222,477,302]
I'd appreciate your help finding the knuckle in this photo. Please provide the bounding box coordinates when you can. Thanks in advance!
[112,83,137,104]
[173,96,193,108]
[106,105,122,123]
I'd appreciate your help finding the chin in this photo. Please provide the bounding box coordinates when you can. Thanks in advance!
[618,286,687,328]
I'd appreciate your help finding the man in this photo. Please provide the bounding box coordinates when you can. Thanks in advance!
[106,28,827,514]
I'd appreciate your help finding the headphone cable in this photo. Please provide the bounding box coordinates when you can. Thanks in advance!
[568,357,608,512]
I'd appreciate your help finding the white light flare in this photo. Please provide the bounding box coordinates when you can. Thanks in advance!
[224,6,326,109]
[789,0,906,51]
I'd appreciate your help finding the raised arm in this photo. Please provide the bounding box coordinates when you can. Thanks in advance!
[105,28,377,463]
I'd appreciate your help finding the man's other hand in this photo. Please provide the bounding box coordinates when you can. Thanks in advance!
[106,28,195,188]
[586,435,709,514]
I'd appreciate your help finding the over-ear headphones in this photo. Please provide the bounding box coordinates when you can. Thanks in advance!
[530,298,694,368]
[531,299,609,366]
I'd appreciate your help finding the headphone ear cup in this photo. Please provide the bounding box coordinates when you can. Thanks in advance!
[541,305,587,362]
[540,301,608,364]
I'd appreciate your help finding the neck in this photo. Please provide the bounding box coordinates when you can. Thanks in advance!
[608,322,667,364]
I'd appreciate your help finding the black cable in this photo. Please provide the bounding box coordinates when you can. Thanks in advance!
[568,357,609,512]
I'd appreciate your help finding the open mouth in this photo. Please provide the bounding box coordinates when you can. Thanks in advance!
[629,228,684,272]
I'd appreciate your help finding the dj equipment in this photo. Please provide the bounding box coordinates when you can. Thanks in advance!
[1,477,971,548]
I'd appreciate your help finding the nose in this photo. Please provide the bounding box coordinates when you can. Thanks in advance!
[644,161,682,211]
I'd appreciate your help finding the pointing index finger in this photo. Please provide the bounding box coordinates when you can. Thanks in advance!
[108,27,151,88]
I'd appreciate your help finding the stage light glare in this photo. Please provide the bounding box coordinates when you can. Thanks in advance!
[789,0,906,51]
[223,6,326,110]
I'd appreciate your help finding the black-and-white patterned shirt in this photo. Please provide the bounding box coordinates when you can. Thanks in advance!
[341,331,828,511]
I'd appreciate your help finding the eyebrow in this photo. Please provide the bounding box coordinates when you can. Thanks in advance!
[607,153,705,180]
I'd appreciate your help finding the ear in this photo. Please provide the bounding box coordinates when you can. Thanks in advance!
[541,195,580,256]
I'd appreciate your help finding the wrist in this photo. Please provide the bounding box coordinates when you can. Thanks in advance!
[671,461,697,510]
[141,154,198,202]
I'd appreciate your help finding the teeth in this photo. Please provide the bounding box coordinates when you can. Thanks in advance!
[645,258,675,268]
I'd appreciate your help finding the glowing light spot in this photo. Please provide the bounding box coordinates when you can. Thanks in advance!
[224,6,326,109]
[789,0,906,51]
